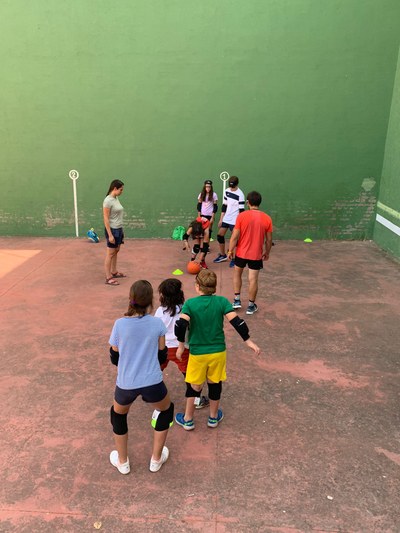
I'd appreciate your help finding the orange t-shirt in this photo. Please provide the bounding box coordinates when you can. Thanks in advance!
[235,210,273,260]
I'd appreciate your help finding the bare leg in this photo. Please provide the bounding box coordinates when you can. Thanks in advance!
[105,248,118,279]
[233,266,244,295]
[217,227,228,255]
[248,269,260,302]
[150,394,172,461]
[184,384,203,421]
[110,246,120,274]
[113,401,131,464]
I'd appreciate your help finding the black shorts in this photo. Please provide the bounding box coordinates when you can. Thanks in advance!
[235,255,263,270]
[114,381,168,405]
[221,222,235,232]
[201,215,212,221]
[105,227,124,248]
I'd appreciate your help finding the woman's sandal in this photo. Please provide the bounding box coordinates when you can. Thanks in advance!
[105,277,119,285]
[111,272,127,278]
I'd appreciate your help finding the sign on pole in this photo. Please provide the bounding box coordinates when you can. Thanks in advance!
[69,169,79,237]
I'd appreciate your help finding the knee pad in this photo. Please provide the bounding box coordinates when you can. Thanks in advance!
[217,234,225,244]
[208,381,222,401]
[201,242,209,254]
[185,383,201,398]
[151,402,174,431]
[110,406,128,435]
[193,244,200,254]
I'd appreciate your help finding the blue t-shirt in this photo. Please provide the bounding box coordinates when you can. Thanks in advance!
[109,315,167,390]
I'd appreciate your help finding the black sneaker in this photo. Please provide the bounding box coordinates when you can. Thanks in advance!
[213,254,228,263]
[232,298,242,309]
[246,303,258,315]
[195,396,210,410]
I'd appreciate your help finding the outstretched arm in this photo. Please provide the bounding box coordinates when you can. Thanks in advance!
[225,311,261,355]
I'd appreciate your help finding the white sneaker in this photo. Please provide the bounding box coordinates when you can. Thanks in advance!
[149,446,169,472]
[110,450,130,474]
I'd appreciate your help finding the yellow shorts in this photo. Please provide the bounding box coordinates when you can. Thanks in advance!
[185,351,227,385]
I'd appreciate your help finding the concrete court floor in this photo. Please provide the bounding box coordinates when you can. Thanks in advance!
[0,237,399,533]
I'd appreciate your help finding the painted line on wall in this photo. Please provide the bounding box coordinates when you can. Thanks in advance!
[376,214,400,237]
[377,201,400,220]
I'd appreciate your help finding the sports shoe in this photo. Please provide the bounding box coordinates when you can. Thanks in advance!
[200,260,208,269]
[208,409,224,428]
[213,254,228,263]
[109,450,130,475]
[229,259,235,268]
[149,446,169,472]
[175,413,195,431]
[232,298,242,309]
[246,303,258,315]
[195,395,210,410]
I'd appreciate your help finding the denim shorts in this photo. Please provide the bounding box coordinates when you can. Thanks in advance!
[105,227,124,248]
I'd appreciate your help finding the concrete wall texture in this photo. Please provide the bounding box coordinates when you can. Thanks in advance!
[0,0,400,247]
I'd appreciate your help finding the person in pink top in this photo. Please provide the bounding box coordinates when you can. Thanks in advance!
[227,191,273,315]
[197,180,218,240]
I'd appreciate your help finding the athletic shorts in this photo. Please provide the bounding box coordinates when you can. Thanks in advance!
[235,255,263,270]
[114,381,167,405]
[105,227,124,248]
[161,347,189,374]
[221,222,235,232]
[185,351,227,385]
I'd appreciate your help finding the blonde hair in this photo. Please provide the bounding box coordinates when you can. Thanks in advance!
[196,269,217,295]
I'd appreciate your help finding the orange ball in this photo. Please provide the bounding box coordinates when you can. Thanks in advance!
[187,261,201,275]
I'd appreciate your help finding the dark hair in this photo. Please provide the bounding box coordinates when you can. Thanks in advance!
[158,278,185,317]
[107,179,124,195]
[195,269,217,295]
[247,191,262,207]
[125,280,153,317]
[228,176,239,188]
[200,181,214,202]
[189,220,204,238]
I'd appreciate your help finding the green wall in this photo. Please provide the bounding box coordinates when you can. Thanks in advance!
[374,48,400,259]
[1,0,400,239]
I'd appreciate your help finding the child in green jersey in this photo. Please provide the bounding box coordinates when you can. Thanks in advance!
[174,269,260,430]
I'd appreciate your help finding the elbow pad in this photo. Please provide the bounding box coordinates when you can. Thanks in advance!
[182,233,189,241]
[229,316,250,341]
[221,204,227,213]
[213,204,218,213]
[175,318,189,343]
[158,346,168,366]
[197,202,202,212]
[110,347,119,366]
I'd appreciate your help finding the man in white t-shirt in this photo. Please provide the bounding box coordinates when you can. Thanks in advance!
[213,176,245,265]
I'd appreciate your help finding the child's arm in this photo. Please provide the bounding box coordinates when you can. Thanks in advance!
[110,345,119,366]
[175,312,190,360]
[182,227,192,251]
[225,311,261,355]
[158,335,167,366]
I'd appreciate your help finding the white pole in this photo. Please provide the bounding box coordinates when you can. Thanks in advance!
[220,171,230,198]
[69,170,80,237]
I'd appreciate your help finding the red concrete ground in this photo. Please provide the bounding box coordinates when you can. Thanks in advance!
[0,237,399,532]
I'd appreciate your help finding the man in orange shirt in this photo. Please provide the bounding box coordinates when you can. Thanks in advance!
[227,191,273,315]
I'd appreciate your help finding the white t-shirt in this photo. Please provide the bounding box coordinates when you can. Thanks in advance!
[198,192,218,217]
[154,305,181,348]
[222,187,245,225]
[103,195,124,228]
